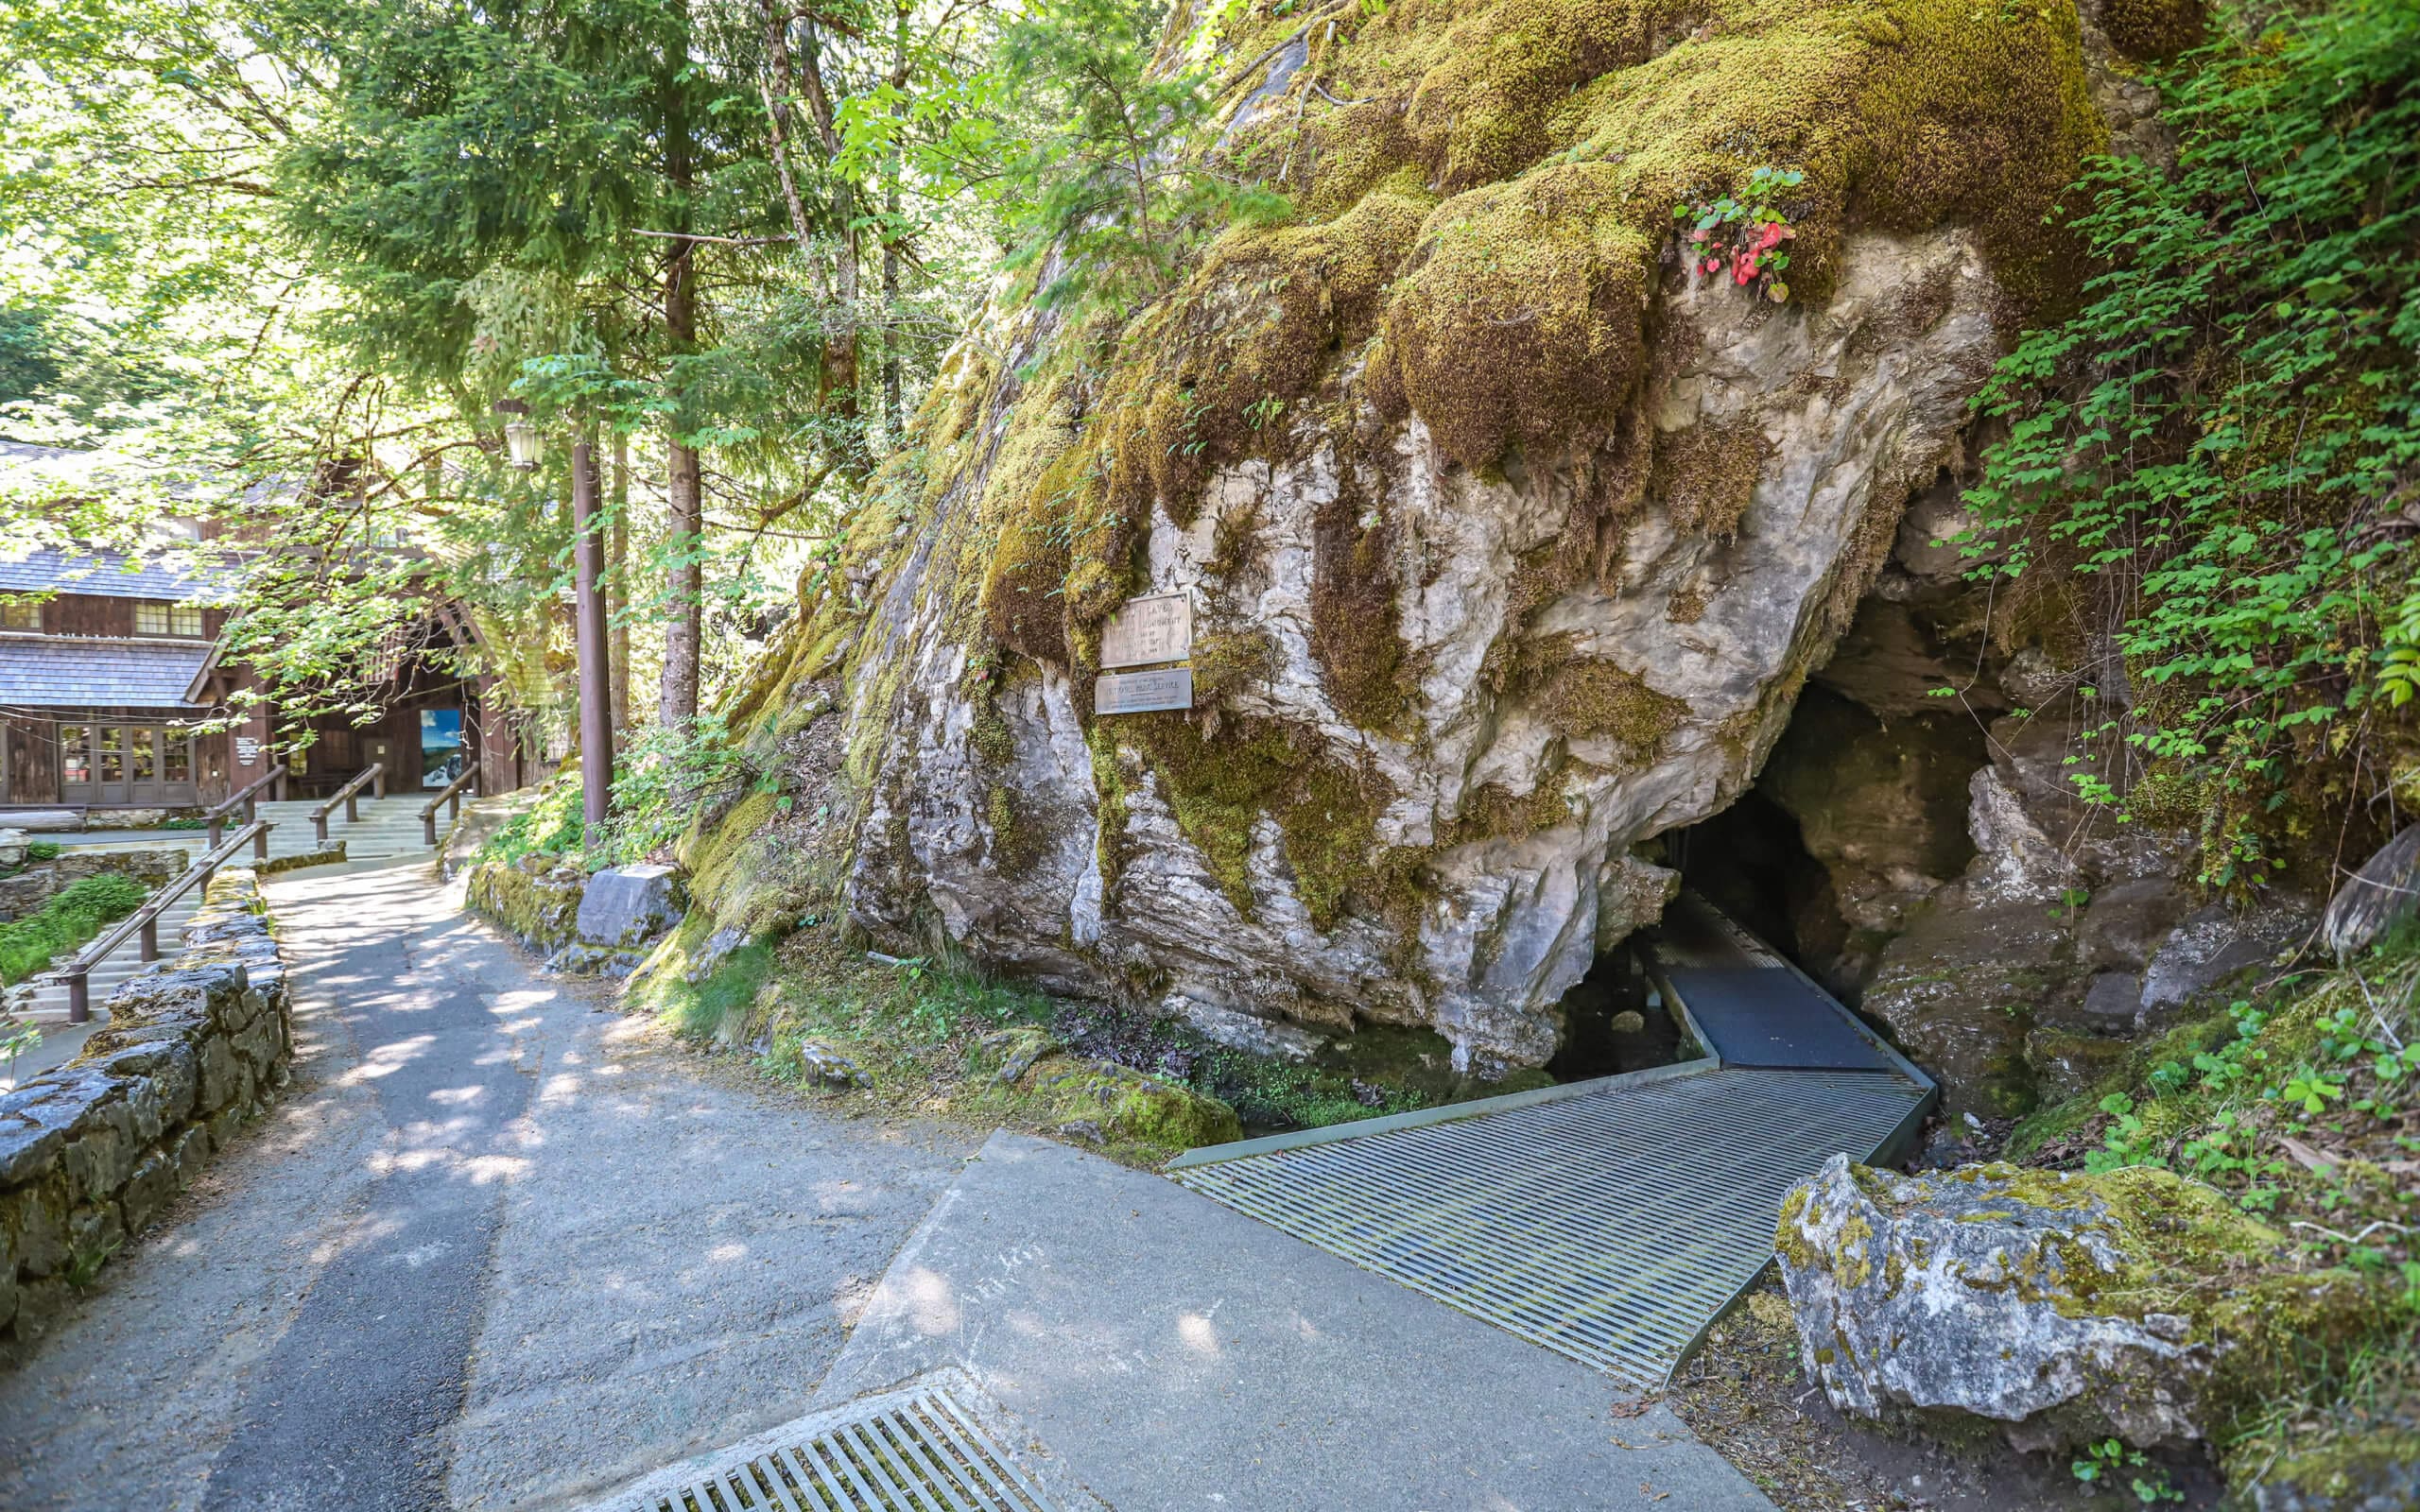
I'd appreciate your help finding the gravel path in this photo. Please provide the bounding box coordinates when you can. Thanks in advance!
[0,860,977,1511]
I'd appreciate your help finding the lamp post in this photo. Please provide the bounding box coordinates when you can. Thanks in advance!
[496,398,610,830]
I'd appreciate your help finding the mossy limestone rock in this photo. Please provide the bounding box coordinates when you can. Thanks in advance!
[693,0,2113,1079]
[465,854,586,954]
[1778,1155,2295,1452]
[1013,1054,1242,1153]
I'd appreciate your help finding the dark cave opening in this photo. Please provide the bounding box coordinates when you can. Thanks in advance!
[1668,789,1832,971]
[1552,672,1996,1077]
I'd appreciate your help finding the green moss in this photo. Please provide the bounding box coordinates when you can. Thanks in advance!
[1308,479,1418,731]
[1003,1054,1244,1150]
[986,783,1046,873]
[1188,627,1281,707]
[1380,162,1658,471]
[1654,418,1773,541]
[1121,711,1385,931]
[627,913,779,1044]
[1087,723,1131,889]
[1441,780,1573,845]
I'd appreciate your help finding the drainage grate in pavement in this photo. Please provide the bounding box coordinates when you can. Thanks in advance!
[1173,1065,1927,1389]
[579,1370,1095,1512]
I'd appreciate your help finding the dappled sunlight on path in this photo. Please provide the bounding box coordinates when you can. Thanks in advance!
[0,859,977,1512]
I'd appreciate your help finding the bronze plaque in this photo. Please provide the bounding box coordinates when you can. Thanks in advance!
[1095,667,1194,714]
[1098,592,1193,669]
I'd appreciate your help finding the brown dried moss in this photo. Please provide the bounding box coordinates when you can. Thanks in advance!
[1656,418,1774,540]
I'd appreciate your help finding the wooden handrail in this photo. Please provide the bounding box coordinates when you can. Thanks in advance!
[205,763,288,849]
[57,819,271,1024]
[419,767,479,847]
[310,762,386,844]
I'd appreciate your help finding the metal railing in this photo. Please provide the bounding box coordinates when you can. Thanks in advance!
[55,819,270,1023]
[310,762,386,845]
[204,764,289,850]
[420,767,478,847]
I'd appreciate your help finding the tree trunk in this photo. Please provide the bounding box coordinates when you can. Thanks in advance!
[777,7,859,446]
[881,2,907,440]
[609,431,631,733]
[657,0,704,728]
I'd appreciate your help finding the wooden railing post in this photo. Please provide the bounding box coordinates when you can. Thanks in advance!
[139,914,158,962]
[424,808,439,848]
[68,971,88,1025]
[254,824,269,862]
[373,767,386,799]
[314,811,328,845]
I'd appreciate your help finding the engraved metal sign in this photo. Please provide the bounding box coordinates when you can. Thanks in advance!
[1098,592,1193,669]
[1095,666,1193,714]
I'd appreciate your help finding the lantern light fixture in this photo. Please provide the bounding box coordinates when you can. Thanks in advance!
[493,398,543,471]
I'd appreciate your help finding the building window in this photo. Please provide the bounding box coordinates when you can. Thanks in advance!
[0,599,37,630]
[60,725,91,785]
[135,601,205,636]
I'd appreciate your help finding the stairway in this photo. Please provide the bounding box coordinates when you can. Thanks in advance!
[10,796,441,1030]
[11,885,209,1035]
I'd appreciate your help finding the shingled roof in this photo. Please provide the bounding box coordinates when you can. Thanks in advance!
[0,638,213,709]
[0,546,231,602]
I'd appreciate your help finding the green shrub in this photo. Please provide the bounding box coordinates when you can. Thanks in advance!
[0,874,147,984]
[1963,0,2420,886]
[26,841,60,862]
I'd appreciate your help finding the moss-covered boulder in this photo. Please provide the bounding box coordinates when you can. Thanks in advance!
[670,0,2123,1080]
[1778,1156,2395,1454]
[1011,1053,1243,1153]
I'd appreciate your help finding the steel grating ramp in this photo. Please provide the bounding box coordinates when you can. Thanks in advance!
[1173,1065,1925,1387]
[572,1368,1107,1512]
[1169,892,1933,1389]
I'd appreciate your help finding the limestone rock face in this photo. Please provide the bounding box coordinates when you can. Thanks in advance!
[1778,1156,2218,1452]
[843,231,2014,1074]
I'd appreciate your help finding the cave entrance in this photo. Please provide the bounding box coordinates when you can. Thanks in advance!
[1553,669,1993,1077]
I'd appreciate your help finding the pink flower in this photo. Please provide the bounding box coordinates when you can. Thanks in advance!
[1691,227,1709,242]
[1754,221,1786,252]
[1734,253,1758,284]
[1703,257,1722,274]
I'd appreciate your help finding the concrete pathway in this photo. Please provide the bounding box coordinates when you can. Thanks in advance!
[0,859,1778,1512]
[0,859,977,1511]
[814,1131,1773,1512]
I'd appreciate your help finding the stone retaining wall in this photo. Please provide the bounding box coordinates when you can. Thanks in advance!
[0,869,290,1346]
[0,846,187,924]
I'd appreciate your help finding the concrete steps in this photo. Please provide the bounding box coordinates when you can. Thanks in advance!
[15,886,209,1026]
[9,796,441,1034]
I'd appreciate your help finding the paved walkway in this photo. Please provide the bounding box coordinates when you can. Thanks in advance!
[0,861,1781,1511]
[0,860,976,1511]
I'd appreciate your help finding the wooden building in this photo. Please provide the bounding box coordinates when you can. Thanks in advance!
[1,544,541,815]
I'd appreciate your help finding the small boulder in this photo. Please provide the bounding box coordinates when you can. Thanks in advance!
[0,828,26,868]
[2320,823,2420,960]
[1777,1156,2288,1452]
[1011,1054,1241,1151]
[575,863,687,950]
[2079,878,2194,972]
[683,925,751,985]
[794,1040,869,1089]
[2141,900,2314,1024]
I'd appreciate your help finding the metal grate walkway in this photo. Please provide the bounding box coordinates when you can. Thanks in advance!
[577,1371,1099,1512]
[1174,1065,1925,1388]
[1169,891,1933,1389]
